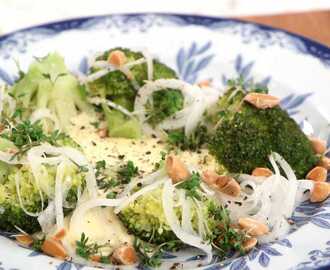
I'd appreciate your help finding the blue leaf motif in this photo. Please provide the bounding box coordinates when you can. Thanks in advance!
[182,60,195,80]
[193,55,214,73]
[258,252,270,267]
[73,263,85,270]
[235,55,242,72]
[197,41,212,54]
[57,261,72,270]
[261,246,282,256]
[230,257,247,270]
[239,62,254,78]
[277,238,292,248]
[313,213,330,219]
[161,252,177,259]
[0,67,14,85]
[28,250,41,257]
[78,57,88,74]
[248,248,260,261]
[259,76,271,86]
[176,48,185,74]
[311,218,330,229]
[281,92,313,111]
[188,42,197,58]
[280,94,294,107]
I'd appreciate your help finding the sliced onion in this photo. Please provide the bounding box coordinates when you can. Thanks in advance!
[88,97,134,118]
[114,179,166,214]
[141,49,153,81]
[54,161,66,229]
[37,201,56,234]
[30,108,60,131]
[162,180,212,263]
[0,151,25,165]
[179,190,194,234]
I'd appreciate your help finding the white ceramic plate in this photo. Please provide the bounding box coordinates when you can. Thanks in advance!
[0,14,330,270]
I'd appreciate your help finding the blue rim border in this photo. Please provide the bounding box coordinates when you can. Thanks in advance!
[0,12,329,270]
[0,12,330,65]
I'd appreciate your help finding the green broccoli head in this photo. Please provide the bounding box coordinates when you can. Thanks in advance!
[119,185,236,246]
[209,88,318,178]
[0,160,85,233]
[9,53,90,132]
[145,88,184,128]
[88,47,178,110]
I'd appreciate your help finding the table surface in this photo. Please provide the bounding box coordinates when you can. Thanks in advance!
[241,10,330,47]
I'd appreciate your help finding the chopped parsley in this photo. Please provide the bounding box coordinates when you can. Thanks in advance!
[176,172,201,200]
[76,232,108,259]
[134,238,181,267]
[118,160,138,184]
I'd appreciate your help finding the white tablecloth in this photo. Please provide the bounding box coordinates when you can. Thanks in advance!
[0,0,329,34]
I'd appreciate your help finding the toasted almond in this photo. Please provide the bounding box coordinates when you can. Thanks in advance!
[98,128,108,138]
[238,217,269,236]
[166,156,191,183]
[53,228,66,241]
[198,80,210,88]
[306,166,327,182]
[310,182,330,202]
[108,50,127,67]
[242,237,258,252]
[112,244,138,265]
[41,238,68,259]
[202,171,229,188]
[244,93,280,109]
[15,234,33,246]
[252,167,273,177]
[309,137,327,154]
[90,255,101,262]
[318,156,330,170]
[220,178,241,197]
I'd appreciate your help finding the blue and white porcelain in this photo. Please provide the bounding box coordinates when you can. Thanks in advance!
[0,14,330,270]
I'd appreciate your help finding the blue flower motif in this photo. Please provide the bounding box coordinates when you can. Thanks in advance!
[222,54,271,88]
[78,57,89,75]
[176,41,214,83]
[280,92,313,116]
[57,261,84,270]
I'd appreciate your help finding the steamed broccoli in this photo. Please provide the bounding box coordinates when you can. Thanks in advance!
[87,47,178,138]
[119,174,245,253]
[208,87,318,178]
[9,53,90,131]
[0,121,84,233]
[145,88,184,128]
[0,162,85,233]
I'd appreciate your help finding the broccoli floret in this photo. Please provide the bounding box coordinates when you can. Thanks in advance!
[88,47,177,109]
[208,88,318,178]
[0,162,85,233]
[88,47,177,139]
[145,88,184,127]
[9,53,91,132]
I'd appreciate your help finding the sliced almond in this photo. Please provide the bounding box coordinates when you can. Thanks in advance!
[198,80,210,88]
[15,234,33,246]
[310,182,330,202]
[306,166,327,182]
[242,237,258,252]
[108,50,127,67]
[238,217,269,236]
[252,167,273,177]
[53,228,66,241]
[220,178,240,197]
[309,137,327,154]
[41,238,68,259]
[202,171,229,188]
[166,156,191,183]
[244,93,280,109]
[90,255,101,262]
[98,128,108,138]
[318,156,330,170]
[112,244,138,265]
